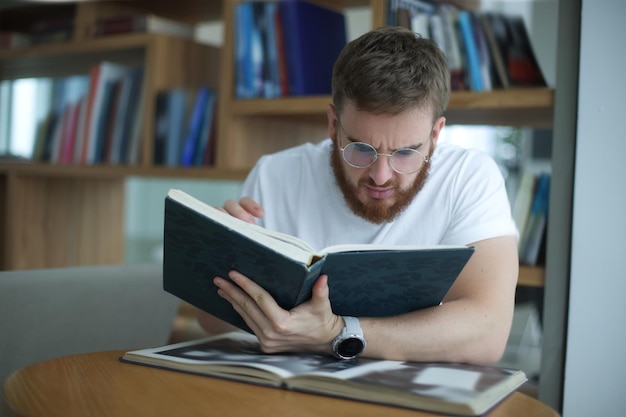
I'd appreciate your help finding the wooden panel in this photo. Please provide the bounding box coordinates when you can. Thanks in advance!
[6,175,124,270]
[216,115,329,169]
[518,265,546,288]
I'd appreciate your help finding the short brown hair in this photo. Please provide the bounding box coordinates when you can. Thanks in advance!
[332,26,450,121]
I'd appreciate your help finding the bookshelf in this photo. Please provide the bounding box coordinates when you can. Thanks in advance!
[0,0,222,269]
[0,0,553,287]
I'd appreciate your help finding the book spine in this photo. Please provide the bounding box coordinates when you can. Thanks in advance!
[180,87,210,167]
[519,172,551,265]
[457,10,484,92]
[479,13,510,89]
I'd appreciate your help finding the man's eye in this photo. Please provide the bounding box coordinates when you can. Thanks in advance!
[394,149,417,158]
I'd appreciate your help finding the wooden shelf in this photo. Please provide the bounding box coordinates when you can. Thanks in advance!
[518,265,545,287]
[228,87,554,127]
[0,163,249,181]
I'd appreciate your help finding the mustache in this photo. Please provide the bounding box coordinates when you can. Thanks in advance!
[358,178,400,188]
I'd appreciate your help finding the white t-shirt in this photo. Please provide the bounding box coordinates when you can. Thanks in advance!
[240,139,517,252]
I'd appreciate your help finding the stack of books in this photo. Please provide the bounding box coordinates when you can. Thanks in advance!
[387,0,547,92]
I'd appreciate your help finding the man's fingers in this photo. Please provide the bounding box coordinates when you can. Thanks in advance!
[221,198,264,224]
[239,197,265,218]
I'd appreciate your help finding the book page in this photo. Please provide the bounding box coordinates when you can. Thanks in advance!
[413,367,481,391]
[319,243,470,256]
[168,189,318,264]
[125,332,341,380]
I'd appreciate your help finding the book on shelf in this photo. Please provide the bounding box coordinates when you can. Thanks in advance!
[93,14,194,39]
[470,12,493,91]
[278,0,347,96]
[273,6,290,97]
[57,98,83,164]
[126,89,145,166]
[519,172,551,266]
[110,68,144,165]
[30,75,89,164]
[428,12,445,51]
[180,86,211,167]
[0,31,30,49]
[165,88,194,167]
[93,78,122,164]
[163,189,475,333]
[234,0,346,98]
[234,2,256,99]
[438,4,466,91]
[121,332,527,417]
[478,13,510,89]
[511,172,538,241]
[503,15,546,87]
[411,11,431,39]
[387,0,436,26]
[195,88,217,167]
[396,7,411,30]
[261,2,281,98]
[80,61,134,165]
[154,87,215,167]
[457,10,484,92]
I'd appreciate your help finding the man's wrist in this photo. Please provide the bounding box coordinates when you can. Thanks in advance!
[331,316,366,360]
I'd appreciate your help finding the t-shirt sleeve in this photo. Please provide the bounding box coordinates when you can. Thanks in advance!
[440,151,518,245]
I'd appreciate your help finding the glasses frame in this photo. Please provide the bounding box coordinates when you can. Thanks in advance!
[336,121,430,175]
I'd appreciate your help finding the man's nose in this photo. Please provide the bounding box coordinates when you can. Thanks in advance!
[369,154,395,185]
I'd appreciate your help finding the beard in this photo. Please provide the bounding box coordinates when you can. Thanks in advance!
[330,142,433,224]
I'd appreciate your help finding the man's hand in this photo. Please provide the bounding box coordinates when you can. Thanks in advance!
[217,197,264,224]
[213,271,344,355]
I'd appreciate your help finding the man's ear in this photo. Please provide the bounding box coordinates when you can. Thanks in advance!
[327,104,338,141]
[431,116,446,146]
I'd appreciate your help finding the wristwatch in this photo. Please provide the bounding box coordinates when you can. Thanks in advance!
[332,316,366,360]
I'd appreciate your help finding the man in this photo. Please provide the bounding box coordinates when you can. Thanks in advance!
[198,27,518,365]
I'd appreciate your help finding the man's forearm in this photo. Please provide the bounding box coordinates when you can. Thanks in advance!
[359,297,514,364]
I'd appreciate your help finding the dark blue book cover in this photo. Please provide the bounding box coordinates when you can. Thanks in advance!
[180,86,210,167]
[278,0,347,96]
[153,91,169,165]
[165,88,189,167]
[194,88,217,166]
[93,79,120,164]
[163,189,474,333]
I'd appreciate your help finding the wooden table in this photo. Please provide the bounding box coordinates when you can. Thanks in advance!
[2,350,559,417]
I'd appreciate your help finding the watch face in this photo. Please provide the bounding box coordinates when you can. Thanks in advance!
[337,337,365,358]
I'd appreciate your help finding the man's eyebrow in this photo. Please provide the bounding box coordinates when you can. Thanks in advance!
[345,134,425,151]
[339,122,428,151]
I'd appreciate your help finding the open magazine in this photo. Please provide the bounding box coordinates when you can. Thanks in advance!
[121,332,527,416]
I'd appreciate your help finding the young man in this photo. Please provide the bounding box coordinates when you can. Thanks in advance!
[199,27,518,365]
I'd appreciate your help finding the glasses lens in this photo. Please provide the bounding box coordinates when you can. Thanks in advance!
[390,149,424,174]
[343,142,377,168]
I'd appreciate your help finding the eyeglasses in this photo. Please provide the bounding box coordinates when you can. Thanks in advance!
[337,123,430,175]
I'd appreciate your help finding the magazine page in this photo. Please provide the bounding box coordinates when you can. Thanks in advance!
[287,360,527,416]
[123,332,342,386]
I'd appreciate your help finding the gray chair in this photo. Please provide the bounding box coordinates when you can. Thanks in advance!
[0,263,180,392]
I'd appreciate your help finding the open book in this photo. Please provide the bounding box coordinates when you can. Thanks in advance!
[163,189,475,331]
[121,332,527,416]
